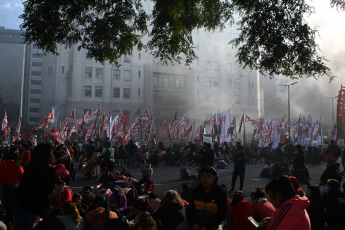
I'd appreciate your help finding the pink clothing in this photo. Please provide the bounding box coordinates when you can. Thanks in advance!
[252,198,275,222]
[325,154,336,167]
[149,198,161,212]
[268,196,310,230]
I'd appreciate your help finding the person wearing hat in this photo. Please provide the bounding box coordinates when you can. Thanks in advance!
[183,166,228,230]
[323,179,345,227]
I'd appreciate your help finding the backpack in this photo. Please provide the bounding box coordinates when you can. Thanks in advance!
[54,164,70,178]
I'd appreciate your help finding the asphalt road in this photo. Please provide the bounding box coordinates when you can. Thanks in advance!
[70,161,336,199]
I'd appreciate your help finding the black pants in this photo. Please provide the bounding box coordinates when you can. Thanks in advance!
[231,170,245,191]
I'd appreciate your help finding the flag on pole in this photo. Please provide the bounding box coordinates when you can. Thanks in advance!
[47,107,55,123]
[238,114,244,133]
[102,112,111,131]
[64,107,77,123]
[142,109,150,120]
[1,111,7,130]
[3,125,13,138]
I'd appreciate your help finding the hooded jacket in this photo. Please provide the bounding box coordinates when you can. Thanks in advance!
[186,184,228,230]
[268,196,311,230]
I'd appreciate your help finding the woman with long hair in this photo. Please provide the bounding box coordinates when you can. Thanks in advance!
[58,200,84,230]
[152,190,186,230]
[250,187,275,222]
[85,196,118,230]
[12,143,56,230]
[228,190,256,230]
[265,175,311,230]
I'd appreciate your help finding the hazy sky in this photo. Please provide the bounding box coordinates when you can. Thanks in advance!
[1,0,345,128]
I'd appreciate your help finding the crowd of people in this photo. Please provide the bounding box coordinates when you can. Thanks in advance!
[1,135,345,230]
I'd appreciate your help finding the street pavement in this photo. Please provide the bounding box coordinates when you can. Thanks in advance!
[70,160,336,199]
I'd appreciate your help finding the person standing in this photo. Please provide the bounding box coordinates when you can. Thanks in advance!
[230,145,246,192]
[100,141,115,173]
[197,143,215,177]
[125,140,137,167]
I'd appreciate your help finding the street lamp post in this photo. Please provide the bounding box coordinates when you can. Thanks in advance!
[326,96,337,126]
[283,82,298,140]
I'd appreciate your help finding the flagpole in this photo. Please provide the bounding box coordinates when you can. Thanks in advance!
[243,111,245,145]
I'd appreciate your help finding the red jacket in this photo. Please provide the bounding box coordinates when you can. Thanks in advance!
[253,198,275,222]
[0,160,24,184]
[22,149,31,166]
[52,187,72,211]
[228,200,256,230]
[268,196,310,230]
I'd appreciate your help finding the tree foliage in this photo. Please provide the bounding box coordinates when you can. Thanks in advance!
[20,0,334,79]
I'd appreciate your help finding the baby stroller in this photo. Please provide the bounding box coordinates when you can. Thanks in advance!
[79,153,100,179]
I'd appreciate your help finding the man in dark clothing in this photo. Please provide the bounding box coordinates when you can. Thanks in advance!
[85,141,97,160]
[291,144,310,186]
[230,145,246,192]
[197,143,215,177]
[125,139,137,167]
[185,166,228,230]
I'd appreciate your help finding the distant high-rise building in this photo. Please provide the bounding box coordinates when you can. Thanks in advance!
[0,26,28,122]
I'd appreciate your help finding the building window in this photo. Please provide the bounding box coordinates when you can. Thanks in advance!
[252,81,254,88]
[84,85,92,97]
[234,95,240,104]
[138,53,141,60]
[31,70,42,76]
[32,62,42,67]
[227,79,233,88]
[48,67,52,75]
[138,71,141,78]
[113,87,120,98]
[227,63,233,73]
[176,78,184,88]
[213,61,219,71]
[123,88,130,98]
[205,60,211,70]
[30,98,40,103]
[214,94,219,103]
[62,66,65,74]
[124,57,131,63]
[205,77,211,86]
[32,53,42,58]
[29,117,40,122]
[30,80,41,85]
[86,53,92,59]
[213,78,219,87]
[138,88,140,96]
[96,68,103,79]
[113,69,120,80]
[30,89,41,94]
[85,67,92,79]
[112,110,120,117]
[123,70,131,81]
[213,46,219,55]
[29,108,40,113]
[95,86,103,97]
[234,79,240,89]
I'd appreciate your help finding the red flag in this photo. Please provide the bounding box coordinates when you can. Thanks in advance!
[64,107,77,123]
[1,111,7,130]
[47,107,55,123]
[238,114,244,133]
[142,109,150,121]
[3,125,13,137]
[102,112,111,131]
